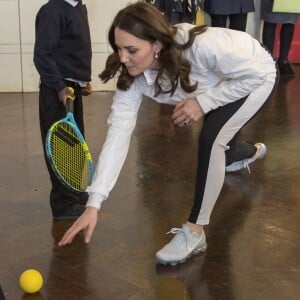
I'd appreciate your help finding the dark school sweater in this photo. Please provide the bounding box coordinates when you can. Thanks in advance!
[34,0,92,92]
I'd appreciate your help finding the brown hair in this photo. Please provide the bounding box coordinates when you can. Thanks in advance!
[99,1,207,96]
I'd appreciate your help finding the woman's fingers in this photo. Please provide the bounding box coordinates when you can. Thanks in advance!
[58,222,82,246]
[84,221,97,243]
[58,207,98,246]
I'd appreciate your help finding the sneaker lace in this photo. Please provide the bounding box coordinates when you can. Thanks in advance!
[167,228,187,249]
[243,143,265,174]
[242,160,251,174]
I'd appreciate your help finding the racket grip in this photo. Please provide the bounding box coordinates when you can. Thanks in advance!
[66,87,75,112]
[67,87,75,100]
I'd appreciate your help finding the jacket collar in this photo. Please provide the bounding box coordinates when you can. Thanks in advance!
[63,0,82,7]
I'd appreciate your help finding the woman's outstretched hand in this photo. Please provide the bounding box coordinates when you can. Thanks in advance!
[58,207,99,246]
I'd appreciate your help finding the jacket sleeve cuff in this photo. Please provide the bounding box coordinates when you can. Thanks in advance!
[86,193,106,210]
[195,95,211,114]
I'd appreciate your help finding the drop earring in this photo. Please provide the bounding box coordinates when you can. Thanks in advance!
[155,52,159,59]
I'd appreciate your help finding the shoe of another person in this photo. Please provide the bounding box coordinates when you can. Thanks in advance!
[156,225,207,266]
[225,143,267,173]
[278,60,296,78]
[53,203,86,221]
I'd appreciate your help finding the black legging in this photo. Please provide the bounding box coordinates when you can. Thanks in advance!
[210,13,248,32]
[262,22,295,61]
[188,67,279,224]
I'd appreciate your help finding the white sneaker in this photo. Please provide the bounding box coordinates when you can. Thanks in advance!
[155,225,207,266]
[225,143,267,173]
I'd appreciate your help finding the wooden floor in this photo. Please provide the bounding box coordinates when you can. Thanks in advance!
[0,66,300,300]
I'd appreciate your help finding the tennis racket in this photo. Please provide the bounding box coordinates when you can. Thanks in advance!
[45,87,94,192]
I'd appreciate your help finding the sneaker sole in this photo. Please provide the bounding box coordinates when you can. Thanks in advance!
[156,244,207,266]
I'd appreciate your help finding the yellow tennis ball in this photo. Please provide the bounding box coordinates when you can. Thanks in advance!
[19,269,43,294]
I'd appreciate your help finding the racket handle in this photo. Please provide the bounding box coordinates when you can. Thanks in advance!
[66,87,75,112]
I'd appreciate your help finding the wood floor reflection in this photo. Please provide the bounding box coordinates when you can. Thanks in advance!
[0,66,300,300]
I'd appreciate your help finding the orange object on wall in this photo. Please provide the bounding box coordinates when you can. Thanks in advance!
[274,20,300,63]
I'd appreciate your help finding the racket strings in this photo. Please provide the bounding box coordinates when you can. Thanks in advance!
[54,126,80,147]
[49,122,92,190]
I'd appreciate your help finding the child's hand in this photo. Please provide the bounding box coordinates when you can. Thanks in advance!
[58,87,75,106]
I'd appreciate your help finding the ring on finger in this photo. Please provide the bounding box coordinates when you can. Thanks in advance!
[183,119,190,126]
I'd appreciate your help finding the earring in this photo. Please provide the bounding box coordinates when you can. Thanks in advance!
[155,52,159,59]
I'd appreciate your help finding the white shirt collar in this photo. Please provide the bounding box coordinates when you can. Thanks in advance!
[64,0,83,7]
[143,69,158,85]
